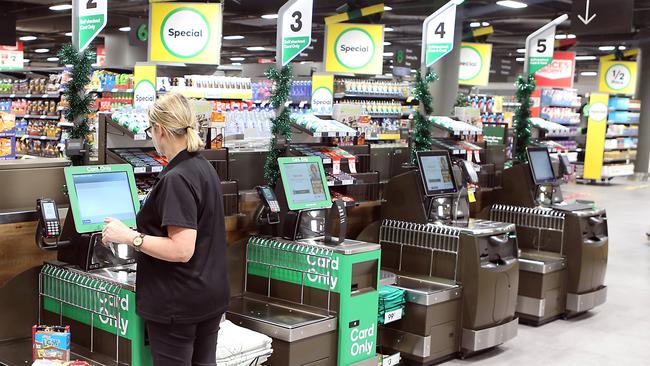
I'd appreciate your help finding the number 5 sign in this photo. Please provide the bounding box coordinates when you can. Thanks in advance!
[422,1,457,68]
[277,0,313,67]
[524,14,567,75]
[73,0,107,51]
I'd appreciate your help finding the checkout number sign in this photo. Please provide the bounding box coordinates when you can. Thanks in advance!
[423,1,457,67]
[278,0,313,67]
[526,26,555,75]
[76,0,107,52]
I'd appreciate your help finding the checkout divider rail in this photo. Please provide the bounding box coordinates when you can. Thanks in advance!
[379,220,461,282]
[39,264,122,365]
[490,205,566,254]
[245,237,336,311]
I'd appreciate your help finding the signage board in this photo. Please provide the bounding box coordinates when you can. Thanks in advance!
[75,0,107,51]
[598,60,637,95]
[149,2,223,64]
[571,0,633,35]
[133,63,157,110]
[0,42,23,70]
[458,42,492,86]
[583,93,610,180]
[311,73,334,116]
[525,14,567,75]
[534,51,575,88]
[324,23,384,75]
[422,1,457,67]
[277,0,313,67]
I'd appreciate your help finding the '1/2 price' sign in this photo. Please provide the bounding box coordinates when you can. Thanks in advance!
[598,60,637,95]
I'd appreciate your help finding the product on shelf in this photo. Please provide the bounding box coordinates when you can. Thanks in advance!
[540,106,580,125]
[604,137,637,150]
[430,116,482,136]
[15,138,60,158]
[292,113,358,137]
[334,79,410,98]
[252,79,311,102]
[111,148,168,173]
[0,137,15,159]
[540,88,580,108]
[336,99,406,117]
[606,125,638,137]
[530,117,575,137]
[0,111,16,136]
[292,145,358,173]
[0,74,63,95]
[158,76,253,99]
[88,70,134,91]
[111,108,149,134]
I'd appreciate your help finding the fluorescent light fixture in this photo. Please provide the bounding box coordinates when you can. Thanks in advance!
[619,46,627,50]
[23,59,30,63]
[34,48,49,53]
[47,57,59,62]
[383,41,392,46]
[496,1,528,9]
[516,48,526,53]
[224,35,245,40]
[580,71,597,76]
[384,73,393,77]
[575,55,597,61]
[19,36,37,41]
[65,32,72,37]
[410,69,417,73]
[384,6,392,11]
[261,14,278,19]
[384,27,394,32]
[232,62,242,66]
[598,46,615,51]
[300,61,313,64]
[555,34,567,40]
[390,65,394,69]
[246,46,265,51]
[230,57,245,61]
[91,63,100,67]
[470,22,481,28]
[383,52,394,57]
[515,57,525,62]
[567,34,576,39]
[49,4,72,11]
[119,27,131,32]
[452,0,465,4]
[482,22,490,27]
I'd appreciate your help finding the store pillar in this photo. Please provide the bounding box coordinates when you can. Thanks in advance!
[636,32,650,175]
[105,31,147,66]
[428,7,463,115]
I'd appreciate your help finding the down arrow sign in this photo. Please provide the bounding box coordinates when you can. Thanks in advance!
[578,0,597,25]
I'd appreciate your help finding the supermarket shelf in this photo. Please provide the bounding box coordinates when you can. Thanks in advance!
[603,158,636,163]
[87,88,134,93]
[15,114,60,120]
[604,147,637,151]
[609,108,641,112]
[57,121,74,128]
[334,92,411,101]
[107,119,149,141]
[502,102,521,107]
[0,93,60,99]
[291,123,359,138]
[542,104,581,108]
[368,113,405,119]
[608,121,638,125]
[16,134,60,141]
[606,134,638,138]
[159,88,252,100]
[107,150,164,174]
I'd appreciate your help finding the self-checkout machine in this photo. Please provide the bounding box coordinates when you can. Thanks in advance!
[36,164,151,365]
[377,150,519,362]
[227,156,381,366]
[490,147,608,324]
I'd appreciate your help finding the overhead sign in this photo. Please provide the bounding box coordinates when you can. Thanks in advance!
[583,93,610,180]
[0,42,23,70]
[525,15,567,75]
[277,0,313,67]
[571,0,633,35]
[311,73,334,116]
[133,63,157,110]
[534,51,575,88]
[599,60,637,95]
[458,42,492,86]
[394,46,419,68]
[75,0,107,52]
[422,1,457,67]
[129,17,148,46]
[149,2,223,64]
[324,23,384,75]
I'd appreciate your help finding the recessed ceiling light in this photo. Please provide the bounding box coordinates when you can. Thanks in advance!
[261,14,278,19]
[64,32,72,37]
[580,71,597,76]
[598,46,615,51]
[23,59,30,63]
[119,27,131,32]
[232,62,242,66]
[482,22,490,27]
[555,34,567,40]
[230,57,245,61]
[390,65,394,69]
[496,1,528,9]
[619,46,627,50]
[34,48,49,53]
[47,57,59,62]
[384,6,392,11]
[516,48,525,53]
[383,41,391,46]
[515,57,525,62]
[575,55,597,61]
[247,46,265,51]
[567,34,576,39]
[19,36,37,41]
[385,27,394,32]
[410,69,417,73]
[300,61,313,64]
[49,4,72,11]
[383,52,394,57]
[224,35,245,40]
[470,22,481,28]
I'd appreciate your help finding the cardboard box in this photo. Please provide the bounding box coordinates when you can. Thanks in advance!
[32,325,71,362]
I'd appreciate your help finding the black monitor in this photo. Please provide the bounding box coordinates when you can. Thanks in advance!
[527,147,557,185]
[416,151,458,196]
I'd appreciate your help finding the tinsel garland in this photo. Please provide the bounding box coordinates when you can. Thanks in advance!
[263,65,293,186]
[410,70,438,163]
[58,44,95,140]
[513,73,535,162]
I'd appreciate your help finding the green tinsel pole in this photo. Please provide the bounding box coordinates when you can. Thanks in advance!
[58,44,95,140]
[513,73,535,163]
[410,69,438,163]
[263,65,293,187]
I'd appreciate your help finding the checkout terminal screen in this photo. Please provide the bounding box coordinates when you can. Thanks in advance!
[529,149,556,184]
[72,172,136,225]
[284,162,328,208]
[419,155,456,195]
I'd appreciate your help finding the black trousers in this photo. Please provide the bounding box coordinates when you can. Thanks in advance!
[146,315,222,366]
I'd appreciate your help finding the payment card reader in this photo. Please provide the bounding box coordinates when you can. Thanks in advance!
[255,185,281,225]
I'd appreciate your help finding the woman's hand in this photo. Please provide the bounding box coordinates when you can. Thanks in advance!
[102,217,137,246]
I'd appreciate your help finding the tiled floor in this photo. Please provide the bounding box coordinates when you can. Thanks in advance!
[448,179,650,365]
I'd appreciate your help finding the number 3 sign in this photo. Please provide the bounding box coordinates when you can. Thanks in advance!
[277,0,313,67]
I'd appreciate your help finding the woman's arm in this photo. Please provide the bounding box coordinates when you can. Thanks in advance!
[102,218,197,263]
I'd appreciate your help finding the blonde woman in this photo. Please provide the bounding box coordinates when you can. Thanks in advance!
[102,93,229,365]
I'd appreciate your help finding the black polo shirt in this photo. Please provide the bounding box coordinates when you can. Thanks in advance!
[135,149,229,324]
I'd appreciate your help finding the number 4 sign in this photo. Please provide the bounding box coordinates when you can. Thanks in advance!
[73,0,108,51]
[277,0,313,67]
[524,14,568,75]
[422,1,457,68]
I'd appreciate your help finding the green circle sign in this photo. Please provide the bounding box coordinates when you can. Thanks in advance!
[604,63,632,91]
[334,27,375,70]
[458,45,483,82]
[160,7,211,59]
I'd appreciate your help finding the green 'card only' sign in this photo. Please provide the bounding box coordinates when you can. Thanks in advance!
[76,0,108,51]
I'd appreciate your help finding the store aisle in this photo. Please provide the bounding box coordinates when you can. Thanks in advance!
[449,180,650,365]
